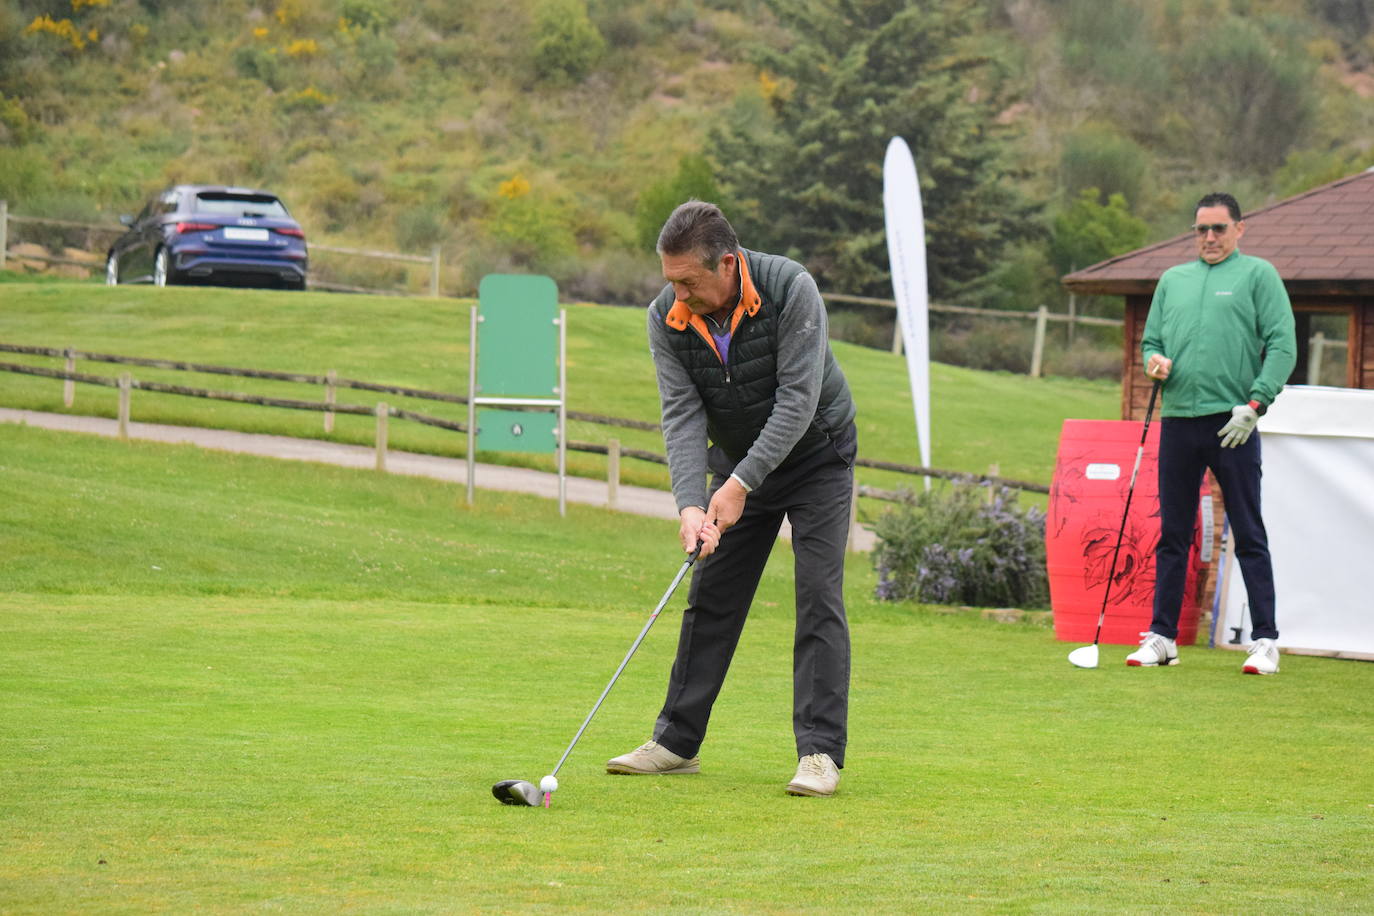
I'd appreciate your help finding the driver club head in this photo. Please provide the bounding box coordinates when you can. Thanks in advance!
[492,779,542,807]
[1067,644,1100,669]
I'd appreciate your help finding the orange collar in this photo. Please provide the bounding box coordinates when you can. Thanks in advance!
[664,250,762,335]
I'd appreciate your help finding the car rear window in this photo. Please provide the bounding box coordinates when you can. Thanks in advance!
[194,193,290,218]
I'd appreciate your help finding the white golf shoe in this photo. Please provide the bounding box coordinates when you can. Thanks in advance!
[606,741,700,775]
[1243,638,1280,675]
[786,753,840,797]
[1125,631,1178,667]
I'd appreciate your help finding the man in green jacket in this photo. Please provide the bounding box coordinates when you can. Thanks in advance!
[1132,192,1296,674]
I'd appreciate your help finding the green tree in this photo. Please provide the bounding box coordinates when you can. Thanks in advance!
[1050,189,1147,277]
[533,0,605,84]
[634,153,722,251]
[1059,125,1150,209]
[712,0,1038,302]
[1310,0,1374,59]
[1171,17,1317,174]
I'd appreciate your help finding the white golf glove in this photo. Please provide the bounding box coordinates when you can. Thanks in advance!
[1217,404,1259,448]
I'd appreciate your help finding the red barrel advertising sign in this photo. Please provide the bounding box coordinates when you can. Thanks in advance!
[1046,420,1207,646]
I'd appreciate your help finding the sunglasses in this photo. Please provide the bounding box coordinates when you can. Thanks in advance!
[1192,222,1232,236]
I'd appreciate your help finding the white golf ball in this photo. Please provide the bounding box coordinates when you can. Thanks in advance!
[539,775,558,793]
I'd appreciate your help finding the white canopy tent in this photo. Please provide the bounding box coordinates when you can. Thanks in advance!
[1216,386,1374,659]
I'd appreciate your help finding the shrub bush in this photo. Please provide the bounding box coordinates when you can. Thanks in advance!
[634,153,720,250]
[872,480,1048,608]
[827,307,893,350]
[931,315,1034,374]
[1044,335,1122,381]
[533,0,604,84]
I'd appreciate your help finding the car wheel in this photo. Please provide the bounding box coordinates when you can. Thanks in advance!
[153,247,170,287]
[105,252,119,286]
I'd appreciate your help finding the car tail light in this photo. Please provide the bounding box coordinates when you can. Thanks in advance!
[175,222,217,234]
[273,226,305,239]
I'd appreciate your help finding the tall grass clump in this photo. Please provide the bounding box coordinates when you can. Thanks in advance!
[872,479,1048,608]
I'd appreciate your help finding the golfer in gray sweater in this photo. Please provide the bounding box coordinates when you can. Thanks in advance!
[607,201,858,797]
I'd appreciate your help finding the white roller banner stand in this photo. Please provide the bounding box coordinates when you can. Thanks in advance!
[1215,386,1374,660]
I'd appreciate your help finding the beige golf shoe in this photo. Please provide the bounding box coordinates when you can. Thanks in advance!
[606,741,701,775]
[786,753,840,797]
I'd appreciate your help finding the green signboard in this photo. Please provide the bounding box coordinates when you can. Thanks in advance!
[477,273,558,397]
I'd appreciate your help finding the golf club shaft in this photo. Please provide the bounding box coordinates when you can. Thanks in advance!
[1089,379,1161,645]
[548,545,701,778]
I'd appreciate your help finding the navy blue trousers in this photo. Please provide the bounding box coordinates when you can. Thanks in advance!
[1151,414,1278,641]
[653,425,855,768]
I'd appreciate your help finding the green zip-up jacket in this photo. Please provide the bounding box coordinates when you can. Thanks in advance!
[1141,249,1296,418]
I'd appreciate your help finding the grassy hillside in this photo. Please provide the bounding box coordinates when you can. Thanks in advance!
[0,281,1120,499]
[2,0,1373,308]
[2,422,1372,912]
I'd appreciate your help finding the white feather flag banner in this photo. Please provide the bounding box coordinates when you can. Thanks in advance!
[882,136,932,483]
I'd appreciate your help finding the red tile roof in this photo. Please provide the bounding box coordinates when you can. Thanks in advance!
[1062,169,1374,296]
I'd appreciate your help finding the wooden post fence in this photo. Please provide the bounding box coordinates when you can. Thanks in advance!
[324,369,337,433]
[607,437,621,510]
[63,347,75,407]
[1030,305,1048,378]
[375,401,388,472]
[117,372,131,438]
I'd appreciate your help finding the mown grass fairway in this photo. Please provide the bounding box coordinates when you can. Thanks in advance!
[2,424,1371,913]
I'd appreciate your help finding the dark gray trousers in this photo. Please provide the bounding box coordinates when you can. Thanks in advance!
[653,428,854,768]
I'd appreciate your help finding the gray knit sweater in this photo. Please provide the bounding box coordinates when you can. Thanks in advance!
[646,260,854,512]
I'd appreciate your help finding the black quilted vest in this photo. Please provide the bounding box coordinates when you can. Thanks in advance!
[650,248,855,467]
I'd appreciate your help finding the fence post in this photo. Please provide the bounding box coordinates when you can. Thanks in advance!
[375,402,388,472]
[117,372,131,439]
[430,244,441,297]
[1030,305,1048,378]
[64,346,75,407]
[607,437,620,510]
[0,199,7,271]
[1067,292,1077,344]
[324,369,337,433]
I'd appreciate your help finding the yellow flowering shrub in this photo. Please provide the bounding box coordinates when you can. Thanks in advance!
[497,174,531,200]
[24,15,91,51]
[283,38,319,58]
[283,86,333,111]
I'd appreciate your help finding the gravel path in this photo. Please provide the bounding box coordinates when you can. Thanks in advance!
[1,407,875,551]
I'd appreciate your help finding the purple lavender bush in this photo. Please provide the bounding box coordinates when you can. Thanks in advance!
[872,479,1047,607]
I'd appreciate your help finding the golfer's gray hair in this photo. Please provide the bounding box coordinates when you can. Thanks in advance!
[656,200,738,268]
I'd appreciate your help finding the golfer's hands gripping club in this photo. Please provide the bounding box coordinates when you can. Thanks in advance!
[1145,354,1172,381]
[678,507,719,558]
[679,477,746,559]
[1217,403,1259,448]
